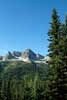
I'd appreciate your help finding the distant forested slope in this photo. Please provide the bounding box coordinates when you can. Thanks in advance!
[0,61,49,100]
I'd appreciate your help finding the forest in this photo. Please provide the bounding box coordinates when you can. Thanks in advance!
[0,9,67,100]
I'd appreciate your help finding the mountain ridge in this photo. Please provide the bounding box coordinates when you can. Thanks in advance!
[0,49,50,63]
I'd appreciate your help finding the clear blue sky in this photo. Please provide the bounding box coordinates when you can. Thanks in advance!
[0,0,67,55]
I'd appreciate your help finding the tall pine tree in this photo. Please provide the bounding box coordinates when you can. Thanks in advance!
[47,9,67,100]
[58,15,67,99]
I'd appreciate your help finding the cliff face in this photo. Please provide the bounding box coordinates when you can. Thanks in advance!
[22,49,37,60]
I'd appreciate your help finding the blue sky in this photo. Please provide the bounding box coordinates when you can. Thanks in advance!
[0,0,67,55]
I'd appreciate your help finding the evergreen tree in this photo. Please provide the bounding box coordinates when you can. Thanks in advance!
[47,9,67,100]
[58,15,67,99]
[64,15,67,100]
[47,8,61,100]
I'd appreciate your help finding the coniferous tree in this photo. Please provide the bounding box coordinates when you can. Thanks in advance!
[58,15,67,99]
[64,15,67,99]
[47,9,61,100]
[48,9,67,100]
[54,15,67,100]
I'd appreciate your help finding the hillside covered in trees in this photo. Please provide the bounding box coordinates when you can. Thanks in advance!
[0,61,49,100]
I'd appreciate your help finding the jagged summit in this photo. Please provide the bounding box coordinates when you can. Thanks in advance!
[22,49,37,60]
[0,49,50,63]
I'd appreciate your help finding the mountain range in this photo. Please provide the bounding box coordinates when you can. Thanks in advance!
[0,49,50,63]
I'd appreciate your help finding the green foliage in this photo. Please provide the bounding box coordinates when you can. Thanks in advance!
[0,61,49,100]
[47,8,67,100]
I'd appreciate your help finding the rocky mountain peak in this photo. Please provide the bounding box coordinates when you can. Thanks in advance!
[22,49,37,60]
[0,49,48,63]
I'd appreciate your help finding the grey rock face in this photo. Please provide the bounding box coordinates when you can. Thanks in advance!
[12,51,21,57]
[36,54,44,60]
[0,56,3,60]
[5,51,14,60]
[22,49,37,60]
[21,49,44,61]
